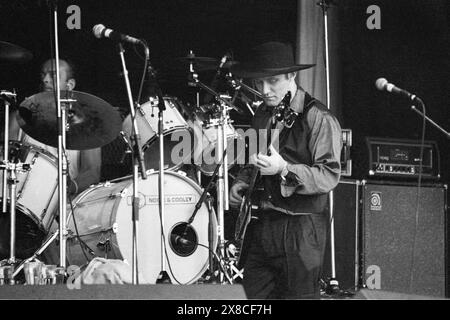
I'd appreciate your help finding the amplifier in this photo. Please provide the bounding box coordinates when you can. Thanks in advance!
[341,129,352,177]
[365,137,440,179]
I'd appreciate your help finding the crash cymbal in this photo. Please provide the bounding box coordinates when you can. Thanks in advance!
[0,41,33,63]
[16,90,122,150]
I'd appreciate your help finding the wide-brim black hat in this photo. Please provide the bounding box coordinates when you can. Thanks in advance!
[231,41,315,78]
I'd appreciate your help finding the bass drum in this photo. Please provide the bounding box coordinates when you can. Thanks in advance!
[64,171,217,284]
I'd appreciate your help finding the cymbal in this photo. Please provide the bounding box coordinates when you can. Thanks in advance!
[0,41,33,63]
[175,56,218,63]
[174,56,238,72]
[17,90,122,150]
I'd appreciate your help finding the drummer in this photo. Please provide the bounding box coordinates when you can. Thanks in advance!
[8,58,101,195]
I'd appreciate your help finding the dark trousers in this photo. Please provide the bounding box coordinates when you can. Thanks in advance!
[242,210,328,299]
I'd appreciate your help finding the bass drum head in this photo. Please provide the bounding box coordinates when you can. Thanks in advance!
[115,171,217,284]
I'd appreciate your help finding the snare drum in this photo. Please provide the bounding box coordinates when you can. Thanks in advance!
[0,142,59,259]
[122,97,193,171]
[64,171,217,284]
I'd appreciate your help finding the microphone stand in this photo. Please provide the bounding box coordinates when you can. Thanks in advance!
[317,0,342,296]
[49,1,71,272]
[410,105,450,139]
[150,66,172,285]
[117,42,147,285]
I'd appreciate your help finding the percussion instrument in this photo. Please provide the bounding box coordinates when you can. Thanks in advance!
[63,171,217,284]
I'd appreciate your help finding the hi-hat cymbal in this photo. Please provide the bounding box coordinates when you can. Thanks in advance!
[17,90,122,150]
[0,41,33,63]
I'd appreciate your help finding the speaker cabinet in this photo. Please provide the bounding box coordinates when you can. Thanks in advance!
[322,179,361,291]
[361,181,447,297]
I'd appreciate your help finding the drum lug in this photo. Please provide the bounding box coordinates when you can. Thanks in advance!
[118,189,127,198]
[112,222,118,234]
[177,170,187,177]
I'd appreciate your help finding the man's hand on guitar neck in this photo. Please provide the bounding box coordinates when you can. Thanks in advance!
[254,145,288,176]
[229,180,249,208]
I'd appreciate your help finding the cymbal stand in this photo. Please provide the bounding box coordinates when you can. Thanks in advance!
[1,91,32,279]
[188,70,236,283]
[117,42,147,285]
[1,90,16,214]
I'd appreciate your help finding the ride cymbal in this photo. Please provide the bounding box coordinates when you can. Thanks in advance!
[17,90,122,150]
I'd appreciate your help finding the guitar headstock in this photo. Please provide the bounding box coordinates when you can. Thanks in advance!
[272,91,297,128]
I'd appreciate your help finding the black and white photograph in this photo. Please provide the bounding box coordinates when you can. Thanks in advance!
[0,0,449,307]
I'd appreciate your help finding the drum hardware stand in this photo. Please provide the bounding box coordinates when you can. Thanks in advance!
[188,66,239,284]
[0,161,30,270]
[1,90,16,214]
[117,42,148,285]
[11,229,60,278]
[1,90,30,280]
[226,73,265,116]
[179,147,231,282]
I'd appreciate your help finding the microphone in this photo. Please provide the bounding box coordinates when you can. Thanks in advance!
[92,24,143,45]
[375,78,423,104]
[170,234,192,246]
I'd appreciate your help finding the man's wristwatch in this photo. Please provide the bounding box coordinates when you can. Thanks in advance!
[280,163,289,181]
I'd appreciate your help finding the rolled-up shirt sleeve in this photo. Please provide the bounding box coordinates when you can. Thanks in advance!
[281,106,342,196]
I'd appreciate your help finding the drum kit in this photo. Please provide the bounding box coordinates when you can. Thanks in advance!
[0,34,261,285]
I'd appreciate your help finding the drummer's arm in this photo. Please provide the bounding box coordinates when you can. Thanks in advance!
[71,148,102,194]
